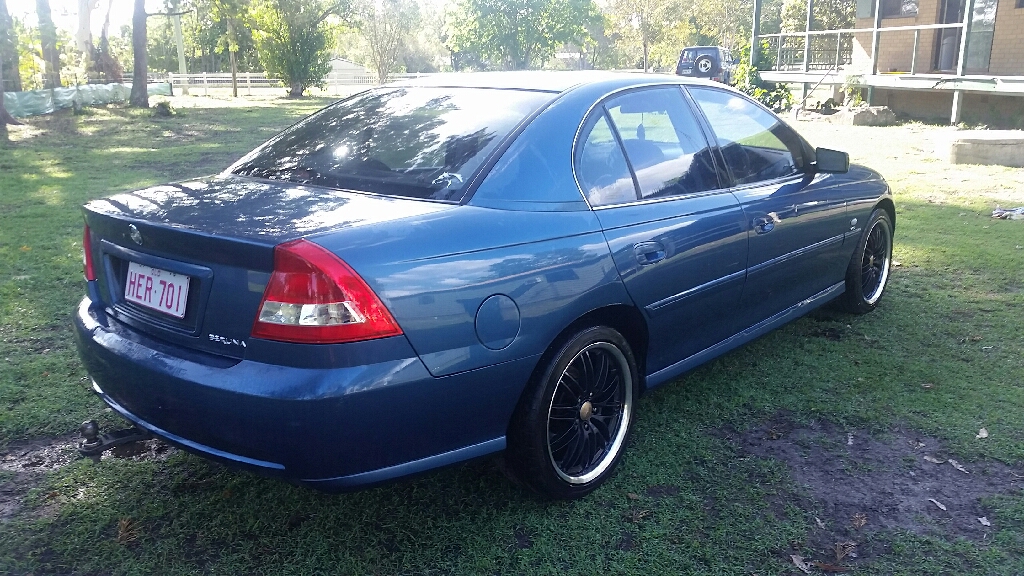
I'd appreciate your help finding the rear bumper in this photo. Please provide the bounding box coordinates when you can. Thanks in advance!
[74,297,535,489]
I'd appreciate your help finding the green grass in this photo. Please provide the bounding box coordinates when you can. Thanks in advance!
[1,105,1022,575]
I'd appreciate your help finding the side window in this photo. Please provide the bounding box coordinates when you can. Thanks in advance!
[603,88,719,199]
[576,114,638,206]
[688,87,805,185]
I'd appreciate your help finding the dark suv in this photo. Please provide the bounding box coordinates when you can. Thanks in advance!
[675,46,736,84]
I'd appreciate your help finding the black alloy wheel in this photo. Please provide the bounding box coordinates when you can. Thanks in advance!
[504,326,638,499]
[839,208,893,314]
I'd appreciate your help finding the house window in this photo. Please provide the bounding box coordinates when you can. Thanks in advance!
[1017,0,1023,9]
[882,0,918,17]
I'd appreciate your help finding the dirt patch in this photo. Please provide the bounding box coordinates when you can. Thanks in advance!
[0,434,177,522]
[726,417,1023,562]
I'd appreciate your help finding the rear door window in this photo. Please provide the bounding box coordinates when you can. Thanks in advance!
[687,87,806,185]
[602,88,720,200]
[575,114,638,206]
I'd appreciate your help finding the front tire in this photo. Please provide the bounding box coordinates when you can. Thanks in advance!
[504,326,638,499]
[838,208,893,314]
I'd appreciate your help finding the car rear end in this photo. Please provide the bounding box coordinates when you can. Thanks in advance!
[73,83,561,488]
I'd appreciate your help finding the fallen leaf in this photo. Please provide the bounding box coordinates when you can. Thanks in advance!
[627,492,640,501]
[851,512,868,529]
[921,383,933,389]
[976,428,989,439]
[929,498,947,511]
[812,561,850,573]
[815,517,826,529]
[982,346,994,351]
[948,459,969,474]
[833,541,857,562]
[116,517,139,543]
[978,517,991,527]
[791,554,812,574]
[892,260,902,266]
[19,246,31,252]
[923,455,945,464]
[847,433,854,446]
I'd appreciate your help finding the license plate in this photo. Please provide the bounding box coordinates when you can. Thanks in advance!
[124,262,190,319]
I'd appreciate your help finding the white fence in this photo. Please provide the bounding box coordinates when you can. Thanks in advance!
[169,71,381,96]
[167,71,442,96]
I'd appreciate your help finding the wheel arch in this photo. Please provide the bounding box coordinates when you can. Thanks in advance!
[876,197,896,231]
[521,304,650,402]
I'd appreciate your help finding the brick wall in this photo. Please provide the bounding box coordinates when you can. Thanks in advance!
[989,0,1024,75]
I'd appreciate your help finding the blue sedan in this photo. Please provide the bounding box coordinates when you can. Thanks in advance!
[74,72,894,499]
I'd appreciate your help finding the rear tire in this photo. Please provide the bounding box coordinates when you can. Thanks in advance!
[838,208,893,314]
[503,326,638,499]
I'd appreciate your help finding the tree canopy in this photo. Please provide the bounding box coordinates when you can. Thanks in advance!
[250,0,346,96]
[447,0,600,70]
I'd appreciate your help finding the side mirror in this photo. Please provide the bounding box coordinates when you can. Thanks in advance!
[814,147,849,173]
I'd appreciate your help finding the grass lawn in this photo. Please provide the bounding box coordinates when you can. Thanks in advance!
[0,96,1022,575]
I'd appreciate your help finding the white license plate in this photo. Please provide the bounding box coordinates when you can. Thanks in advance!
[124,262,190,319]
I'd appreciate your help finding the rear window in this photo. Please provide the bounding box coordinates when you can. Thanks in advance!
[679,48,717,65]
[230,87,554,202]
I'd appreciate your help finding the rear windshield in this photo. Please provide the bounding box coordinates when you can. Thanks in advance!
[229,87,554,202]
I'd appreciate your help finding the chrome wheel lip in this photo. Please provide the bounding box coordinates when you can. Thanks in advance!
[545,341,633,485]
[861,218,892,305]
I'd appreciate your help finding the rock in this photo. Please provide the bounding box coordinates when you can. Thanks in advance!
[830,106,897,126]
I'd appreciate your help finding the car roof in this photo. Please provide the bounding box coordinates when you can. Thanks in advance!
[390,71,727,95]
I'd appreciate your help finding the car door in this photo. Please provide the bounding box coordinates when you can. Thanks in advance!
[687,86,849,325]
[576,86,749,375]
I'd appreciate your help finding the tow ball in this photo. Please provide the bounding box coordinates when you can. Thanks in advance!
[78,420,152,463]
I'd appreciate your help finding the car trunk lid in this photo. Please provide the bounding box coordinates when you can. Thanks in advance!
[83,175,454,359]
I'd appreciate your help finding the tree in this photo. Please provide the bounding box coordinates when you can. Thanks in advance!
[250,0,346,97]
[0,0,19,92]
[0,35,21,143]
[448,0,599,70]
[35,0,60,88]
[357,0,418,83]
[129,0,149,107]
[211,0,251,96]
[609,0,666,72]
[93,0,123,82]
[76,0,99,55]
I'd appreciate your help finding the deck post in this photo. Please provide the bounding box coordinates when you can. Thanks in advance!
[868,0,883,103]
[911,29,920,74]
[802,0,814,103]
[951,0,976,124]
[751,0,763,67]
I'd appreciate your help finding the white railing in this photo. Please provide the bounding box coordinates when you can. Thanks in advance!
[167,71,391,95]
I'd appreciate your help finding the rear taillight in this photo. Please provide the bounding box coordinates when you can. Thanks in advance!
[251,239,402,344]
[83,225,97,281]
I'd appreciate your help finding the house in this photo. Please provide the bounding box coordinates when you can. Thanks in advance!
[750,0,1024,126]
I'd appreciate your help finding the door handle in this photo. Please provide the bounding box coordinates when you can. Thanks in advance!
[753,212,780,234]
[634,241,667,265]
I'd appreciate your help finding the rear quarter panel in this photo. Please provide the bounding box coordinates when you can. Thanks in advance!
[309,207,631,378]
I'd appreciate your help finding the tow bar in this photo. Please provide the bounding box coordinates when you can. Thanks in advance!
[78,420,152,462]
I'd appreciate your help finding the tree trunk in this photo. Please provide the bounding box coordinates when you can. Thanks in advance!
[288,83,303,97]
[228,20,237,98]
[0,44,21,140]
[0,0,21,92]
[128,0,148,107]
[36,0,60,88]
